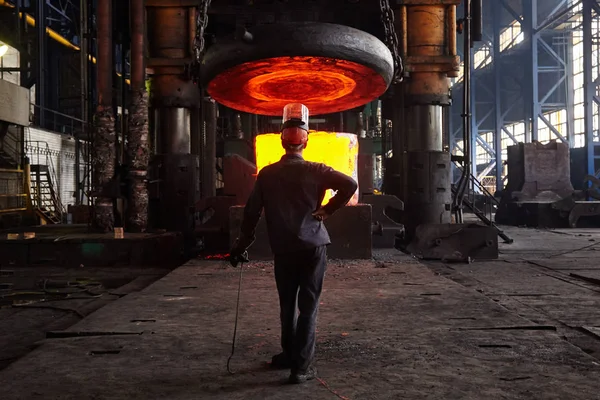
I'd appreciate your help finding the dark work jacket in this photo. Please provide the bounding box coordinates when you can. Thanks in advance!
[240,153,358,255]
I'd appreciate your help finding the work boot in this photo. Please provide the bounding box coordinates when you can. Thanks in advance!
[269,353,292,369]
[289,366,318,384]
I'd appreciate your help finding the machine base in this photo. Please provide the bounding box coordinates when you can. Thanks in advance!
[401,223,499,262]
[229,205,373,260]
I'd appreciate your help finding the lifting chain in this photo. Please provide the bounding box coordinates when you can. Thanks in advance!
[379,0,404,83]
[188,0,212,83]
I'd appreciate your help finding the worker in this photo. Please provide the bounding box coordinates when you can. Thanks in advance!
[229,103,358,384]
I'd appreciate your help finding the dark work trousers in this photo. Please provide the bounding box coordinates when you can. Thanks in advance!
[273,245,327,372]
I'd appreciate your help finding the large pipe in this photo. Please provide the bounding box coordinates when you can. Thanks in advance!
[472,0,483,44]
[202,99,217,199]
[127,0,150,232]
[93,0,116,232]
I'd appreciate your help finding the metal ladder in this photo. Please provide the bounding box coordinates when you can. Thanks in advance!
[30,164,63,224]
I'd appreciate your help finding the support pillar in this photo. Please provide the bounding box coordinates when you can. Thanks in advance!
[395,0,461,236]
[583,0,596,176]
[146,3,202,234]
[93,0,116,232]
[127,0,150,232]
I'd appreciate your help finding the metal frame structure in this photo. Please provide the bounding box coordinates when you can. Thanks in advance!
[0,0,94,205]
[451,0,600,191]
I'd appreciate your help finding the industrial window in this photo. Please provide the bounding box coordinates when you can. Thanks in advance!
[499,20,524,52]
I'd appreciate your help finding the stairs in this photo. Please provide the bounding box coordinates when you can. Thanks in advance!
[30,164,63,224]
[453,164,513,244]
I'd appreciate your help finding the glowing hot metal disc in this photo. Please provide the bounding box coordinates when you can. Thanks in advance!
[202,22,395,116]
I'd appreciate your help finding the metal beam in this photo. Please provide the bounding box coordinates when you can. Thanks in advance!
[493,0,504,191]
[525,0,540,142]
[583,0,596,175]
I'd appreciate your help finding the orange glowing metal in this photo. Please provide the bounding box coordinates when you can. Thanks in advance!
[255,132,359,206]
[207,56,388,116]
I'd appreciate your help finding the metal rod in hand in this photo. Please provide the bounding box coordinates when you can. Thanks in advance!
[227,262,244,374]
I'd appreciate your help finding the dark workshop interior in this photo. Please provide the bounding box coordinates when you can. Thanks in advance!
[1,0,600,398]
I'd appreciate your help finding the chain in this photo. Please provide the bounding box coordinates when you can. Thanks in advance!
[379,0,404,83]
[189,0,212,82]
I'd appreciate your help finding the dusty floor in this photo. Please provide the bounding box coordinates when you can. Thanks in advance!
[1,226,600,399]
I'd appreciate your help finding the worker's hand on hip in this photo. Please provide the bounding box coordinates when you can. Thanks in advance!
[312,207,330,222]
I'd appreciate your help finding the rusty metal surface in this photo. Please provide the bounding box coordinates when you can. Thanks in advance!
[404,223,498,262]
[149,75,201,108]
[92,107,116,232]
[505,142,574,201]
[229,205,372,260]
[404,150,452,234]
[202,22,394,115]
[222,154,255,205]
[395,2,460,104]
[148,154,200,234]
[127,89,150,232]
[496,142,578,227]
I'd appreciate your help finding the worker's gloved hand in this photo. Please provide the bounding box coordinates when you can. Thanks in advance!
[229,250,249,268]
[312,207,330,222]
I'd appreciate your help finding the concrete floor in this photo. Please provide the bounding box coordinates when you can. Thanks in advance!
[2,226,600,399]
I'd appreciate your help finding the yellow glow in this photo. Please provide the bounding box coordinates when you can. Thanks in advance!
[0,45,7,57]
[255,132,359,206]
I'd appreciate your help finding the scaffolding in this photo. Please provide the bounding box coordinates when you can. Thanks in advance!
[450,0,600,191]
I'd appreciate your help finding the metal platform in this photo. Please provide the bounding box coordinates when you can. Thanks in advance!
[0,225,184,268]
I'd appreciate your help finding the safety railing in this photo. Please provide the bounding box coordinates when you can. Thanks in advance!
[0,168,27,214]
[30,104,89,138]
[452,162,513,244]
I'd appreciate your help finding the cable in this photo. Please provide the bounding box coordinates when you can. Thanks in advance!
[227,262,244,374]
[545,241,600,258]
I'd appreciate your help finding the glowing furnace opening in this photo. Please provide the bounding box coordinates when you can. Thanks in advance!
[255,132,359,206]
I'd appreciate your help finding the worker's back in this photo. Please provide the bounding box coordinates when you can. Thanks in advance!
[257,154,332,254]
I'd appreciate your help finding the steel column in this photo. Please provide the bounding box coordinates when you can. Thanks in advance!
[469,49,479,179]
[127,0,150,232]
[36,0,46,127]
[583,0,596,175]
[92,0,116,231]
[395,0,460,235]
[525,0,540,142]
[493,0,504,191]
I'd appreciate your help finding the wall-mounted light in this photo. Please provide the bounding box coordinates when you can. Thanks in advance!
[0,44,8,57]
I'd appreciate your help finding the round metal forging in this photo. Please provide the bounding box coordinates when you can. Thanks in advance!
[201,22,395,115]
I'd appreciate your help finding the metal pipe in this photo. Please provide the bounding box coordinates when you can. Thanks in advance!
[131,0,145,88]
[36,0,46,127]
[448,5,457,56]
[127,0,150,233]
[93,0,116,231]
[76,0,88,205]
[188,8,196,56]
[454,0,473,222]
[472,0,483,43]
[97,0,112,106]
[202,99,217,199]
